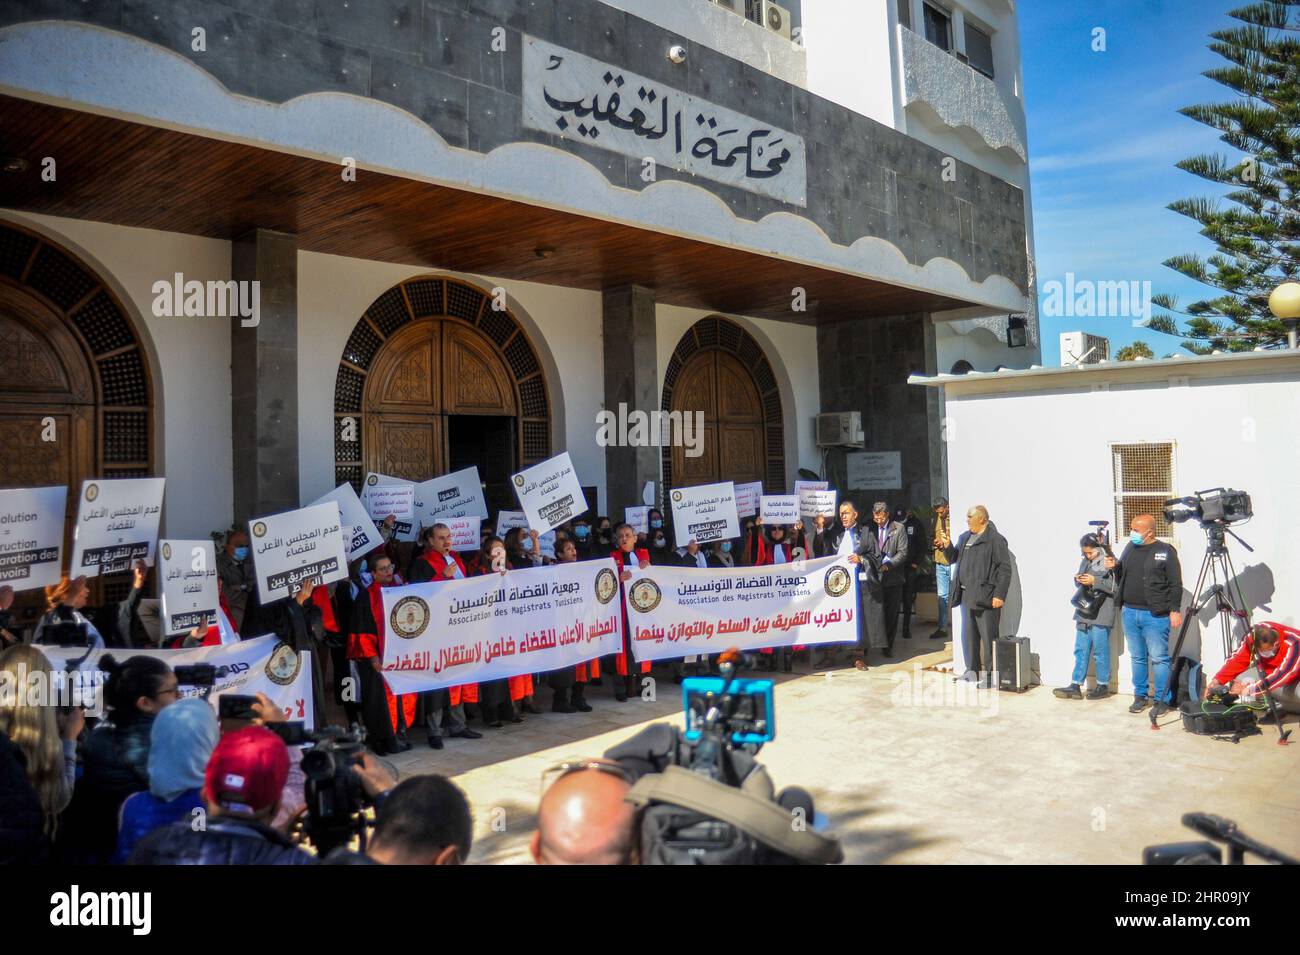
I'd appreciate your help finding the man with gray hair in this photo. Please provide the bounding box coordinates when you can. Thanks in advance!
[950,505,1012,686]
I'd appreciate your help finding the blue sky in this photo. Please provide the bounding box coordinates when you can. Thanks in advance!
[1021,0,1244,364]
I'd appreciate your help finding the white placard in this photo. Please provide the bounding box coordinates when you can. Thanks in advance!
[359,472,417,541]
[493,511,555,559]
[310,483,383,561]
[158,539,219,636]
[626,556,859,663]
[642,481,655,506]
[511,451,588,532]
[45,636,316,729]
[760,494,799,524]
[733,481,763,518]
[379,559,623,694]
[847,451,902,490]
[799,487,838,519]
[624,505,651,535]
[69,478,165,578]
[249,502,348,602]
[669,481,739,545]
[446,517,481,551]
[415,467,490,532]
[0,486,66,592]
[361,474,415,521]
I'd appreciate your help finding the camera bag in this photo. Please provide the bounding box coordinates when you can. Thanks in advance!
[1179,698,1256,736]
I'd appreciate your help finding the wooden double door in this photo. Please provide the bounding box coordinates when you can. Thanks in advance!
[669,349,766,488]
[363,319,519,511]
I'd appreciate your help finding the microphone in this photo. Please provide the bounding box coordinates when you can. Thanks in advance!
[1182,813,1236,842]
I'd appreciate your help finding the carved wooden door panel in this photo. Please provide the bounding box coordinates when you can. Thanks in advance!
[670,350,765,488]
[441,322,516,416]
[364,322,446,479]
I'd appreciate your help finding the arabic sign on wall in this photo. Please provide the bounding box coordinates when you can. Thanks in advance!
[846,451,902,490]
[70,478,165,578]
[524,36,807,206]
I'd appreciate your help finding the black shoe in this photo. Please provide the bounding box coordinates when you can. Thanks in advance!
[521,697,543,715]
[1151,701,1170,718]
[427,736,444,750]
[1128,697,1151,713]
[781,654,793,673]
[552,695,576,714]
[929,629,947,640]
[571,687,593,713]
[903,631,913,641]
[487,719,504,728]
[450,727,482,740]
[1053,683,1083,700]
[613,688,627,702]
[394,737,413,753]
[1085,685,1109,700]
[882,647,894,658]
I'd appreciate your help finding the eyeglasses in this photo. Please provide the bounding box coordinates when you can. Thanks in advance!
[539,758,634,798]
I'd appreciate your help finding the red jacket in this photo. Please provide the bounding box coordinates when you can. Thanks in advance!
[348,580,389,661]
[1214,622,1300,693]
[612,546,651,571]
[420,549,468,581]
[753,535,794,567]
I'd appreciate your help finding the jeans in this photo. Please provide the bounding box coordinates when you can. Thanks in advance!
[1071,624,1111,687]
[935,562,952,632]
[1123,607,1171,702]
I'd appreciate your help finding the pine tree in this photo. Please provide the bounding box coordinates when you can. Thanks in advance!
[1147,1,1300,353]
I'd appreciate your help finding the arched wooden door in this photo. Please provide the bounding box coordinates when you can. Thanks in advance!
[670,350,767,488]
[662,317,784,493]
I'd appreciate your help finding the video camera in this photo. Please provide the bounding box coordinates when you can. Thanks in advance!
[605,649,842,865]
[265,721,372,857]
[1163,488,1252,528]
[1143,813,1297,865]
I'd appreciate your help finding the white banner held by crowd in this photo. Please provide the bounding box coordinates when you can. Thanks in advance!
[733,482,763,519]
[44,635,315,728]
[511,451,588,532]
[378,558,624,693]
[669,481,739,545]
[70,478,165,578]
[310,483,383,560]
[759,494,799,524]
[250,502,348,602]
[625,556,858,663]
[0,485,65,592]
[158,539,219,636]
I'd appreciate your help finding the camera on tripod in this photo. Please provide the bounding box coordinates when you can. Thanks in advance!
[1143,812,1297,865]
[266,722,373,856]
[1163,488,1252,527]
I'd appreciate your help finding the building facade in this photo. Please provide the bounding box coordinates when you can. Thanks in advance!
[0,0,1034,613]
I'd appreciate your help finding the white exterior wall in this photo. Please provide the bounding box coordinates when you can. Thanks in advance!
[0,211,233,542]
[940,364,1300,694]
[800,0,900,127]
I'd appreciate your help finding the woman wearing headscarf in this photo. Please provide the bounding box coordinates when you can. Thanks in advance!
[113,696,219,863]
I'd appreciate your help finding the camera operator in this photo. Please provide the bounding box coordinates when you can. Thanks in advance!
[33,558,150,650]
[128,725,316,865]
[1206,622,1300,723]
[1105,515,1183,716]
[327,774,473,865]
[1054,534,1115,701]
[530,759,638,865]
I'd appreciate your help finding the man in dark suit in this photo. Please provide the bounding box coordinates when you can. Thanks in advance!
[950,505,1012,687]
[869,503,909,657]
[812,500,877,669]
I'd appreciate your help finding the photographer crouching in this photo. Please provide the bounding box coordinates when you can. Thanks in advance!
[1054,533,1116,701]
[1205,622,1300,724]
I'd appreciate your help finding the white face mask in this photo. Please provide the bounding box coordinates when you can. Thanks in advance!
[1258,647,1278,660]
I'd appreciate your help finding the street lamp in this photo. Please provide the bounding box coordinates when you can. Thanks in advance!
[1268,281,1300,349]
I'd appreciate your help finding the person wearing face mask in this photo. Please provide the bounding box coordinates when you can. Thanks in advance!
[1207,623,1300,722]
[33,558,149,650]
[569,518,599,561]
[1054,533,1116,701]
[1106,514,1184,716]
[347,553,414,755]
[593,516,613,553]
[711,538,737,568]
[217,527,255,631]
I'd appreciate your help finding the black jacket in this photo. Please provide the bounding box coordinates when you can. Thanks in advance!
[55,710,155,864]
[0,730,50,865]
[128,816,317,865]
[950,522,1012,611]
[1114,540,1183,616]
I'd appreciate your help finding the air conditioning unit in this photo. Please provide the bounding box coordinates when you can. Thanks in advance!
[748,0,793,40]
[816,412,864,448]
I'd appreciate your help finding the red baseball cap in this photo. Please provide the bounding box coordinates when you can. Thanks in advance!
[204,726,290,815]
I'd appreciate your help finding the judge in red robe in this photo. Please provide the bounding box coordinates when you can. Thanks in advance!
[347,552,415,754]
[611,523,652,701]
[749,517,796,672]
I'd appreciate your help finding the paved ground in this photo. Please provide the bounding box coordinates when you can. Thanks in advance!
[381,639,1300,865]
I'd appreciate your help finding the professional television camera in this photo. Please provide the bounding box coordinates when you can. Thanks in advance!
[1143,813,1297,865]
[1163,488,1252,527]
[266,721,374,857]
[604,648,843,865]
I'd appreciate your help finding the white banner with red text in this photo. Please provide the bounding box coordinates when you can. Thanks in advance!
[624,555,859,663]
[378,558,624,694]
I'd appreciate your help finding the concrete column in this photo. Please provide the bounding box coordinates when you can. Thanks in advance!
[601,285,659,523]
[231,229,299,523]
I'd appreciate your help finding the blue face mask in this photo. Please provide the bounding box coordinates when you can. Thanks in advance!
[575,525,590,539]
[1130,531,1145,546]
[233,546,249,561]
[721,541,732,554]
[360,559,368,574]
[650,519,663,529]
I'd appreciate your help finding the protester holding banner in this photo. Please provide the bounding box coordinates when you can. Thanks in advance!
[470,536,524,728]
[248,579,328,726]
[33,558,150,651]
[407,525,483,749]
[747,517,796,672]
[348,554,415,755]
[58,653,179,864]
[611,524,652,701]
[544,536,597,714]
[503,529,542,716]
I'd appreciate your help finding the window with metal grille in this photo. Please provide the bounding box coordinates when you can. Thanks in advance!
[1111,442,1175,541]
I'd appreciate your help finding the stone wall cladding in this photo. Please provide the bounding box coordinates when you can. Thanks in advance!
[2,0,1027,291]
